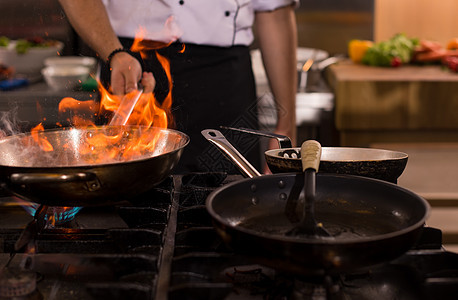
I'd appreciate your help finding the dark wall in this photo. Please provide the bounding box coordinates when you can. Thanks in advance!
[0,0,93,56]
[296,0,374,55]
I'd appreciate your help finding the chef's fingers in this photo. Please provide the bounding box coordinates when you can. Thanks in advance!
[141,72,156,94]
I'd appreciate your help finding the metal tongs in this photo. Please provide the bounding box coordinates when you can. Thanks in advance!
[108,88,143,126]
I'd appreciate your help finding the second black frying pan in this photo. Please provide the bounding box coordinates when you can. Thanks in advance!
[222,127,408,183]
[266,147,408,183]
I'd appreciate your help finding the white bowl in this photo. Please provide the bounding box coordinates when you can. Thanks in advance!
[0,40,64,75]
[44,56,97,73]
[41,65,90,91]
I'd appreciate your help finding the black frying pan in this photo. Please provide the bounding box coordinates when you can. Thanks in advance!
[202,129,430,275]
[221,127,408,183]
[266,147,408,183]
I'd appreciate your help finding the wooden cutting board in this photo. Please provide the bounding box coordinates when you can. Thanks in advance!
[326,60,458,146]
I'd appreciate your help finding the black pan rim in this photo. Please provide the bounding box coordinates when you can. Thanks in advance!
[206,173,430,245]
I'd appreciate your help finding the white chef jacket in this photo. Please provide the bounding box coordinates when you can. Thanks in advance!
[101,0,298,47]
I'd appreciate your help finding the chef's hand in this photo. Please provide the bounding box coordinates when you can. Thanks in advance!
[109,51,146,95]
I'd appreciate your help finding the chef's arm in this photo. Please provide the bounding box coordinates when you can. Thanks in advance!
[255,5,298,146]
[58,0,144,95]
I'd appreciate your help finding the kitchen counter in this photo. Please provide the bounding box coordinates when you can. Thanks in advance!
[0,81,98,130]
[327,60,458,146]
[373,142,458,253]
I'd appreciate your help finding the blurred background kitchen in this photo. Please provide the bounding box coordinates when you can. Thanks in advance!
[0,0,457,251]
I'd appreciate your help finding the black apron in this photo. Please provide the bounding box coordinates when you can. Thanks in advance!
[101,40,261,173]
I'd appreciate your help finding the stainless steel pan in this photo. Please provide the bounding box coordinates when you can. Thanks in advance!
[0,126,189,206]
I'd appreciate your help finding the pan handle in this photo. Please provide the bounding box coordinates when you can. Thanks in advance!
[201,129,261,178]
[220,126,292,148]
[10,172,98,184]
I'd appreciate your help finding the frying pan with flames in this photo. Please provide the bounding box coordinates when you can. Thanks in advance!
[0,126,189,207]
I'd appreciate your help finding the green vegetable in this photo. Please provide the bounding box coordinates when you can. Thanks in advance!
[0,36,52,54]
[15,39,33,54]
[0,36,10,47]
[362,33,419,67]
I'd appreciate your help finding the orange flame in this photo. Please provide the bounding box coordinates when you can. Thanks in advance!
[58,97,99,127]
[31,123,53,152]
[30,28,176,164]
[17,28,180,225]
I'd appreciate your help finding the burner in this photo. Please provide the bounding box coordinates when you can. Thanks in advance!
[43,206,82,227]
[15,197,82,226]
[0,267,42,300]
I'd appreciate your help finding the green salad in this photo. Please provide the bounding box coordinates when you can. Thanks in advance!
[0,36,58,54]
[362,33,419,67]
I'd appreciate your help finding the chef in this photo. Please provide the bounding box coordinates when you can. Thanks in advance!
[58,0,298,173]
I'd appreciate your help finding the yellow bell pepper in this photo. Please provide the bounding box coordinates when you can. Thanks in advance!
[348,39,374,63]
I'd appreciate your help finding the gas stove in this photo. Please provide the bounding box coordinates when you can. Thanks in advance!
[0,173,457,299]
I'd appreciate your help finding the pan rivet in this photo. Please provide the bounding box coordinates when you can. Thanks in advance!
[251,197,259,205]
[279,193,287,201]
[250,184,257,192]
[278,180,286,188]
